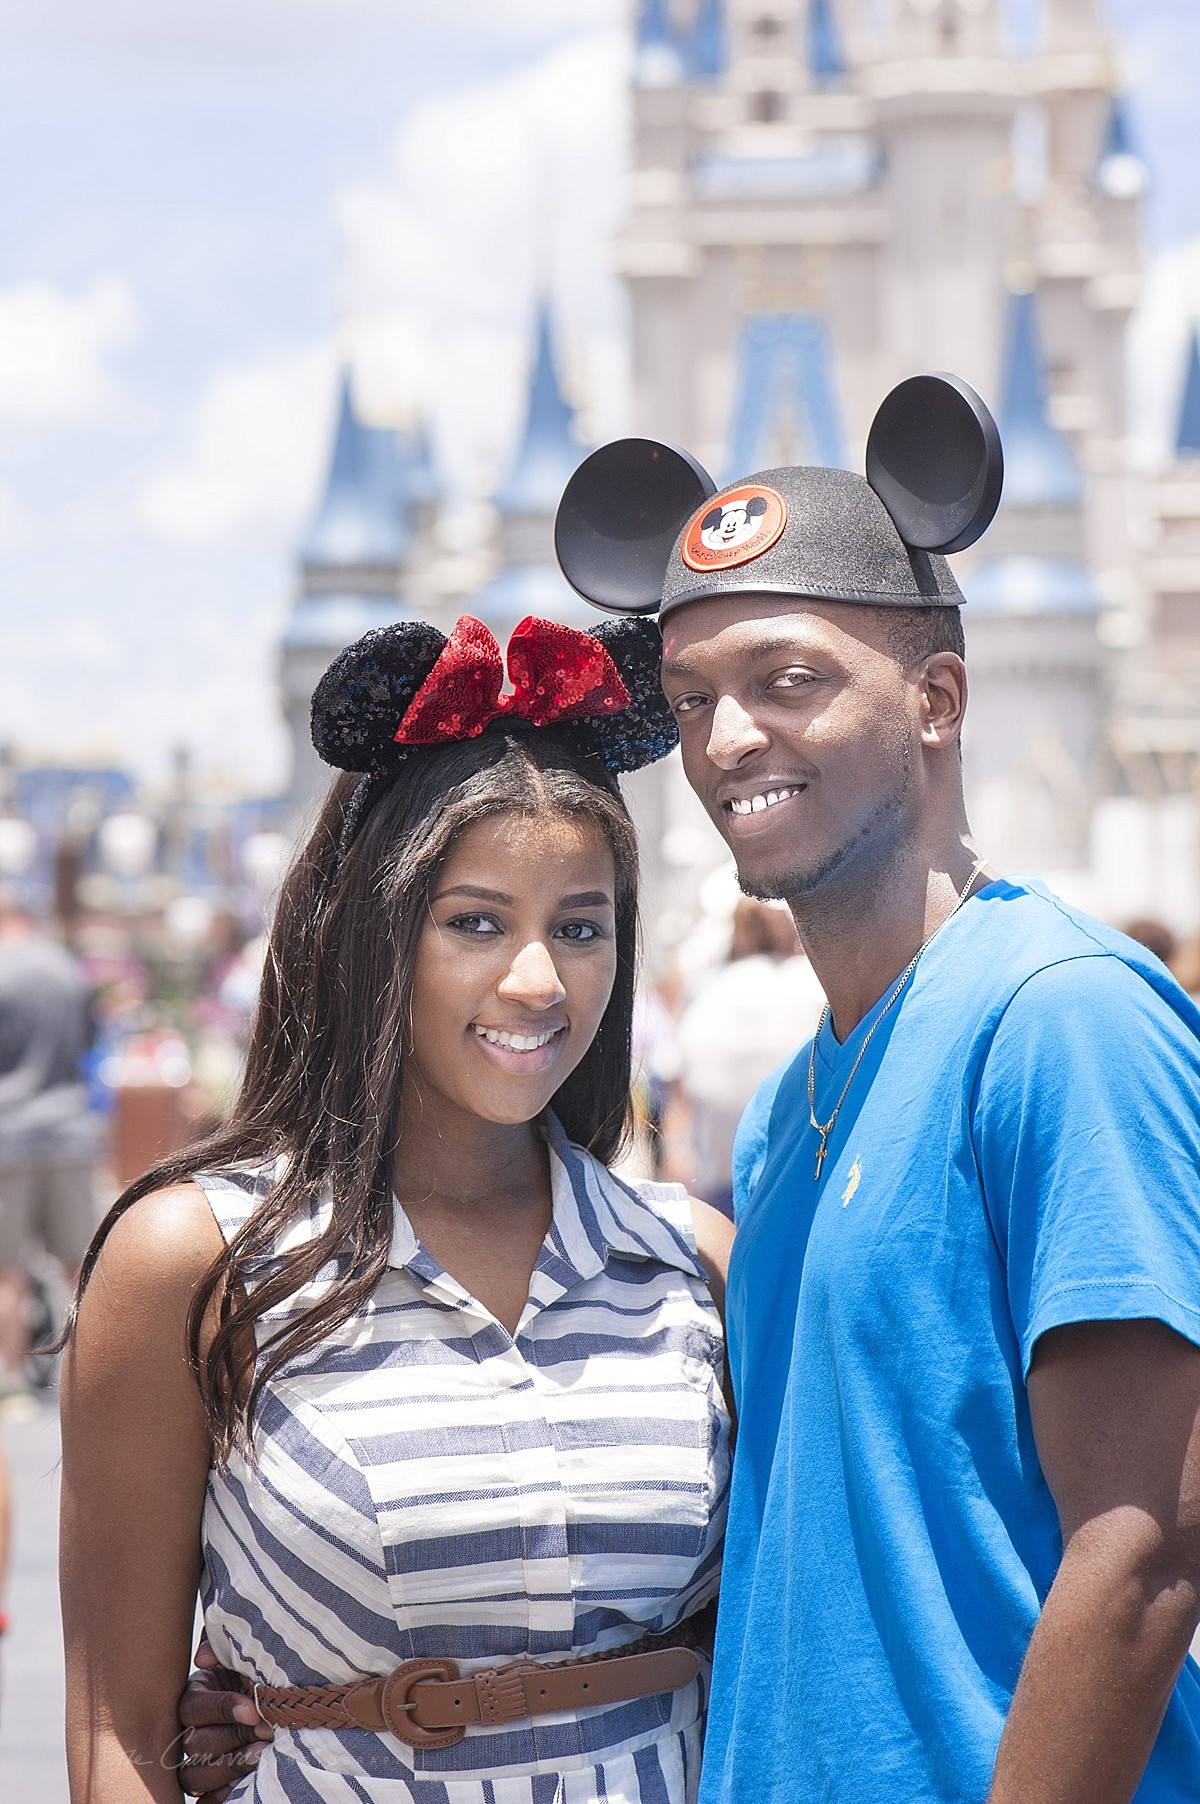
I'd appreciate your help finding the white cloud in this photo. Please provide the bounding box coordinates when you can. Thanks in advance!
[0,480,29,548]
[0,276,138,427]
[336,29,630,494]
[138,343,336,545]
[1127,236,1200,468]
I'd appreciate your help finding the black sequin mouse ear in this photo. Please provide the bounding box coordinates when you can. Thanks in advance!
[866,373,1003,555]
[570,616,678,774]
[555,438,717,615]
[310,620,447,772]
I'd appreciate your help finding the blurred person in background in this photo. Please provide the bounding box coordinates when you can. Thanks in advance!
[675,896,824,1218]
[0,1425,9,1647]
[1121,917,1178,969]
[0,890,100,1391]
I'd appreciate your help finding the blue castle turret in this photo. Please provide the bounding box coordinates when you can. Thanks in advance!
[807,0,846,86]
[1176,329,1200,460]
[725,311,845,480]
[968,288,1096,610]
[635,0,684,86]
[281,371,439,820]
[684,0,726,81]
[471,302,592,638]
[963,290,1104,872]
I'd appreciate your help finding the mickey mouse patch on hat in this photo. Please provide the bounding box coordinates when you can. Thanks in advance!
[682,482,788,572]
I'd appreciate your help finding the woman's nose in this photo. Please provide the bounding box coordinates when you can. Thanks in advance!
[497,939,567,1008]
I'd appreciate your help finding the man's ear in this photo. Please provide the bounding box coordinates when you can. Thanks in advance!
[919,652,967,750]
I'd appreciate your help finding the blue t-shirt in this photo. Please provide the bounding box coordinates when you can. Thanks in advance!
[700,879,1200,1804]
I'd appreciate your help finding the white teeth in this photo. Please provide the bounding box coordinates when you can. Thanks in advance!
[730,786,799,817]
[475,1025,561,1052]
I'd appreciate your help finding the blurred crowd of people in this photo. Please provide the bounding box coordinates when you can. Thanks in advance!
[1,871,1197,1387]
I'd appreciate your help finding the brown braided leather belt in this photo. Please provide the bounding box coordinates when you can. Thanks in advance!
[235,1602,715,1751]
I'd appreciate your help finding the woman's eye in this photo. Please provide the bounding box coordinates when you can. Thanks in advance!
[446,913,502,936]
[769,669,816,689]
[670,693,710,717]
[554,920,606,944]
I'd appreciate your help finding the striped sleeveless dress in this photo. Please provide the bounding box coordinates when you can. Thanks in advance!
[195,1115,730,1804]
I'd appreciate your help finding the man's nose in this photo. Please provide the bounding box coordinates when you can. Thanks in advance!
[497,939,568,1009]
[706,693,770,770]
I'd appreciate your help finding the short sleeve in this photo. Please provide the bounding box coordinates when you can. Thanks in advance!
[973,953,1200,1374]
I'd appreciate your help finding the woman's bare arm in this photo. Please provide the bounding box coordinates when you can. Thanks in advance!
[60,1184,224,1803]
[689,1197,736,1428]
[688,1197,734,1324]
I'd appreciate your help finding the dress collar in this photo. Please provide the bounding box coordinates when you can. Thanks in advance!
[386,1111,704,1303]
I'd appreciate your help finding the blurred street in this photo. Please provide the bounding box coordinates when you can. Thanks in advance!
[0,1396,67,1803]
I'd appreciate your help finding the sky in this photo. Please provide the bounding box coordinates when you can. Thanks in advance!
[0,0,1196,794]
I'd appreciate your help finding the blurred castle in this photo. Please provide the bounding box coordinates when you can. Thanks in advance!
[278,0,1200,931]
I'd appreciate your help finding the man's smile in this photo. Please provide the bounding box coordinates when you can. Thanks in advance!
[719,783,809,834]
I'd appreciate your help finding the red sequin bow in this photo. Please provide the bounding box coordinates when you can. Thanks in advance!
[394,615,630,747]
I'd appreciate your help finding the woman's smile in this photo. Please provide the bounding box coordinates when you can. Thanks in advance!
[470,1019,568,1072]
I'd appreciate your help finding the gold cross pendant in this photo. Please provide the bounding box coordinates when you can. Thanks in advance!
[814,1133,828,1182]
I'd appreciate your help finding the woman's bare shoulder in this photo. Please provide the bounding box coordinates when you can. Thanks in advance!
[86,1182,225,1315]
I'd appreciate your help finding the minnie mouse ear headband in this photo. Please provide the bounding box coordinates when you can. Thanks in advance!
[553,373,1003,619]
[310,612,679,866]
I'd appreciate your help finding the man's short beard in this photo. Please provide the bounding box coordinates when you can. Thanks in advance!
[737,739,914,911]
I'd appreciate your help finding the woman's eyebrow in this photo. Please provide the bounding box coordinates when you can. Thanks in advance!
[431,884,614,909]
[431,884,515,905]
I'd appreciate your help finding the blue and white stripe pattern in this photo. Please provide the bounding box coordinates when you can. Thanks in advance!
[195,1115,730,1803]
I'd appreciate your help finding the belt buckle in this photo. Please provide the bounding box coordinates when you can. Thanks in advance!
[380,1658,465,1749]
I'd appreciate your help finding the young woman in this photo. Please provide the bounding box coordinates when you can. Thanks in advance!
[59,614,732,1804]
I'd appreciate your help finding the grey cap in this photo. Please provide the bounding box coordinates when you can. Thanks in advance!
[659,464,963,620]
[553,374,1002,621]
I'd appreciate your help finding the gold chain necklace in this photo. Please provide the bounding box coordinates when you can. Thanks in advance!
[806,856,987,1182]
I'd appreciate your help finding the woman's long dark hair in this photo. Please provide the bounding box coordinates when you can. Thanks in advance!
[66,729,640,1458]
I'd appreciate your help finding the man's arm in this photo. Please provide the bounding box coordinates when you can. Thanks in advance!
[988,1317,1200,1804]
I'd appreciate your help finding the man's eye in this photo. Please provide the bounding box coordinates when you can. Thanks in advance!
[769,669,816,689]
[554,920,606,944]
[670,693,710,717]
[446,913,502,936]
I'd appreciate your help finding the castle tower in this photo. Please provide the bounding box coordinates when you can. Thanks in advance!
[962,290,1104,871]
[470,301,591,637]
[1129,330,1200,793]
[869,0,1017,402]
[280,372,437,826]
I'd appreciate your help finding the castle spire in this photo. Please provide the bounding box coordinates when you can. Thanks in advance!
[1177,329,1200,461]
[998,290,1082,508]
[684,0,726,81]
[301,370,411,568]
[1094,96,1149,199]
[472,303,591,635]
[494,301,580,517]
[807,0,846,84]
[635,0,684,86]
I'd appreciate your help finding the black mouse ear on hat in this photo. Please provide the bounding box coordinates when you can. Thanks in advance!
[865,373,1004,556]
[555,438,717,616]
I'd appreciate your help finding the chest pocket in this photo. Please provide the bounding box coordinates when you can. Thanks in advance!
[541,1276,730,1582]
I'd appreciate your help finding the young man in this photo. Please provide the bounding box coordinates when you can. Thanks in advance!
[649,459,1200,1803]
[180,406,1200,1804]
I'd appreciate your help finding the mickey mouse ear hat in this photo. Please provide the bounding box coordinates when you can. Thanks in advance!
[554,372,1003,620]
